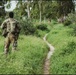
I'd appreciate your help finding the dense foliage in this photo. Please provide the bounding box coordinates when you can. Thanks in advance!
[0,35,48,74]
[13,0,75,21]
[47,24,76,74]
[20,19,36,35]
[0,0,76,74]
[64,13,76,36]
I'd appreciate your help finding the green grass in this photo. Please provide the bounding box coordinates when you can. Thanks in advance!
[0,35,48,74]
[34,20,53,38]
[47,24,76,74]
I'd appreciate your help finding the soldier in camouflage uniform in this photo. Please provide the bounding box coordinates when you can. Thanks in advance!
[1,12,21,54]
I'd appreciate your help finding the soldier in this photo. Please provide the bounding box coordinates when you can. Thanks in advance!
[1,12,21,54]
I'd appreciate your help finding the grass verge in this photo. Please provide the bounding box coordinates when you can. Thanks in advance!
[47,24,76,74]
[0,35,48,74]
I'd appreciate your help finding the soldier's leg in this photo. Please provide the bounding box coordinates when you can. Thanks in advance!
[4,37,10,54]
[11,36,17,51]
[12,40,17,51]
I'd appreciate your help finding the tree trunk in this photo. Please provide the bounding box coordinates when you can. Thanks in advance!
[44,16,46,23]
[40,9,41,23]
[27,1,31,19]
[38,0,42,23]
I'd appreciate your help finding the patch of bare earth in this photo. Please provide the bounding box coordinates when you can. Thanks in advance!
[43,34,54,74]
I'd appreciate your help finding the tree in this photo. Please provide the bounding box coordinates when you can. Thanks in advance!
[31,0,43,22]
[0,0,7,17]
[57,0,75,17]
[14,0,75,21]
[26,0,31,19]
[15,0,33,20]
[38,0,42,23]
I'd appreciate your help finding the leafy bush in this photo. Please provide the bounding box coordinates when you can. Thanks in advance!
[63,13,76,26]
[64,20,72,26]
[63,13,76,35]
[35,23,50,37]
[36,23,48,31]
[35,30,47,37]
[20,19,36,35]
[64,13,76,26]
[67,13,76,24]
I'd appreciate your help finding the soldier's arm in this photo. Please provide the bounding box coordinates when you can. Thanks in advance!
[1,20,7,29]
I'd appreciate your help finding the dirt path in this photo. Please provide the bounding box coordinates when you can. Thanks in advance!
[43,34,55,74]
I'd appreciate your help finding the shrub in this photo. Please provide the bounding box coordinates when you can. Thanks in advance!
[36,23,47,31]
[63,13,76,26]
[35,30,47,37]
[63,13,76,35]
[67,13,76,24]
[20,19,36,35]
[64,20,72,26]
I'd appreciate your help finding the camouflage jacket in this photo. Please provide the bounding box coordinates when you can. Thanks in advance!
[1,18,21,37]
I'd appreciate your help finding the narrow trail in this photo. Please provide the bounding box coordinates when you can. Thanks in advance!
[43,34,55,74]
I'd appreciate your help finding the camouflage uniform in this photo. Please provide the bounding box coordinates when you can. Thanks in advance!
[1,18,21,54]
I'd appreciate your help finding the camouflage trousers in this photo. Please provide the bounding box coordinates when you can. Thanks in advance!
[4,33,18,54]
